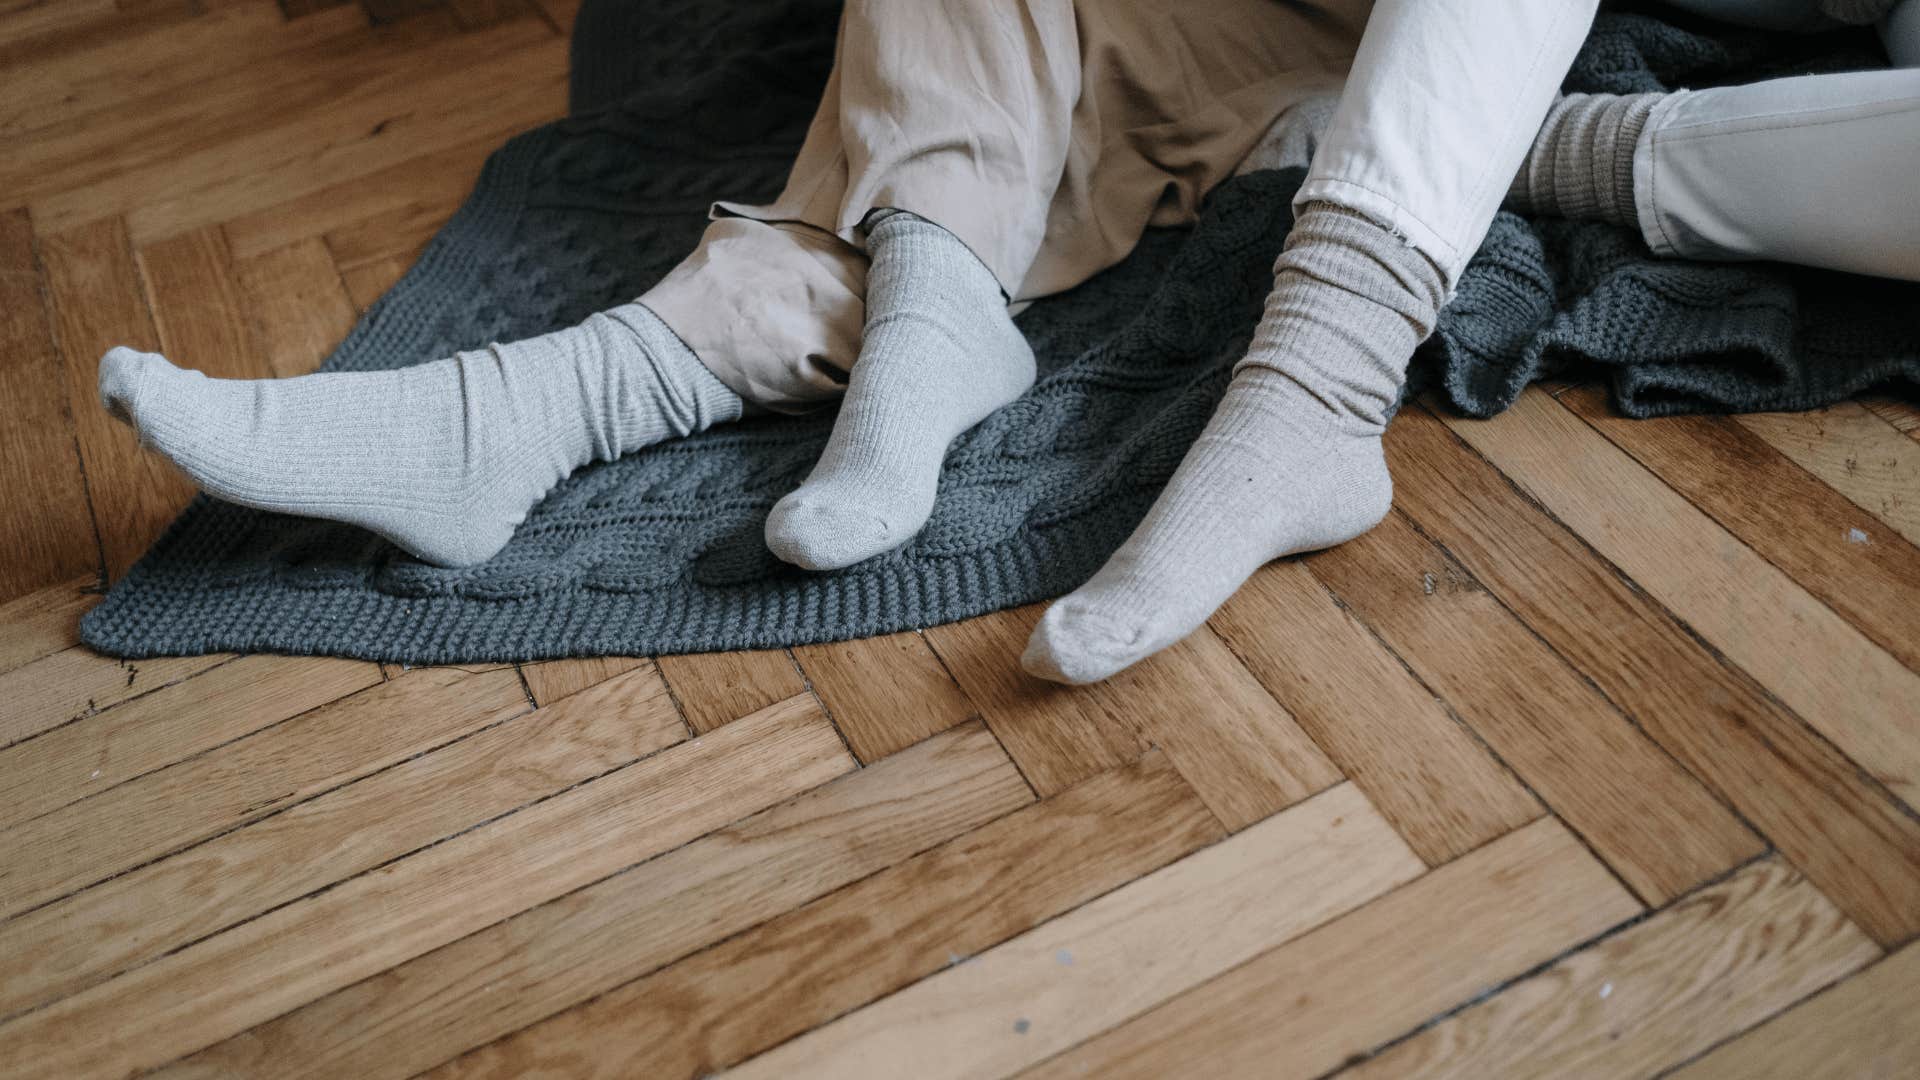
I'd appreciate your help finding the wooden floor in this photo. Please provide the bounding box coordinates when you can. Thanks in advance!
[4,1,1920,1076]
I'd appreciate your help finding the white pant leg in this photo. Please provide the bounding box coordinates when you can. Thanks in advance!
[1294,0,1600,289]
[1635,68,1920,280]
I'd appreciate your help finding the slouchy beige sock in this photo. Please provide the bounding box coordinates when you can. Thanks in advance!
[1506,92,1661,228]
[98,302,741,567]
[764,210,1036,570]
[1023,204,1444,684]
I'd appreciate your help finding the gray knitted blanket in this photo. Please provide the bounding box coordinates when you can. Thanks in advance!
[80,0,1919,662]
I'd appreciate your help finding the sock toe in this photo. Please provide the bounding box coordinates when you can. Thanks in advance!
[97,346,170,430]
[764,494,898,571]
[1021,600,1156,685]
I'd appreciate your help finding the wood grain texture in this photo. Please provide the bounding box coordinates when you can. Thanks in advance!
[1561,387,1920,672]
[39,216,197,578]
[655,648,806,733]
[0,576,98,676]
[1735,401,1920,546]
[0,646,229,750]
[793,631,979,762]
[518,654,648,706]
[0,695,853,1079]
[0,654,381,833]
[231,236,357,376]
[0,209,97,602]
[1443,390,1920,806]
[1390,405,1920,945]
[168,721,1031,1080]
[722,783,1421,1080]
[1309,510,1763,904]
[1670,941,1920,1080]
[1340,858,1881,1080]
[1024,818,1641,1080]
[1210,559,1542,865]
[0,664,526,919]
[929,604,1340,827]
[0,662,684,1023]
[433,751,1222,1080]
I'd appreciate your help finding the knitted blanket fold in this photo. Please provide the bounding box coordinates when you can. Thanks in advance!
[79,0,1919,662]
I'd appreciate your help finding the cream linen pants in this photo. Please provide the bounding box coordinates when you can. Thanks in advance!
[641,0,1920,413]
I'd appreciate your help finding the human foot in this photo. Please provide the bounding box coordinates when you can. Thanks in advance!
[98,302,740,567]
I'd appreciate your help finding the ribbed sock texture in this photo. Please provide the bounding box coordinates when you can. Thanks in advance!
[764,210,1036,570]
[1023,204,1444,684]
[98,301,741,567]
[1506,93,1660,228]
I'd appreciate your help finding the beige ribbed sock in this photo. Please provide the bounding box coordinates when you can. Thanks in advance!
[1022,204,1443,685]
[98,301,741,567]
[764,210,1035,570]
[1506,92,1661,228]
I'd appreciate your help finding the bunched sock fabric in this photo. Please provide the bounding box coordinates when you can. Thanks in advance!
[1022,204,1445,685]
[1505,92,1660,229]
[763,210,1036,571]
[98,302,742,567]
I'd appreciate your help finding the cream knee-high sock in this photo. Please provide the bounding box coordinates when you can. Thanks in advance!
[98,301,741,567]
[1505,92,1661,228]
[763,210,1036,571]
[1022,204,1444,685]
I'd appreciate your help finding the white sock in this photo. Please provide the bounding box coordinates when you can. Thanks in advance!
[98,302,741,567]
[1022,204,1444,684]
[763,210,1035,570]
[1505,92,1660,229]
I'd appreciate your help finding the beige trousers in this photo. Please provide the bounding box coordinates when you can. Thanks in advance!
[640,0,1371,411]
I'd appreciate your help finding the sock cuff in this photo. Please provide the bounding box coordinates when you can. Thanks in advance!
[1509,93,1659,227]
[1275,203,1446,334]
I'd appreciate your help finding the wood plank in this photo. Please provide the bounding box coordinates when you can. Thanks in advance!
[721,783,1423,1080]
[447,0,525,30]
[1,6,446,203]
[0,576,98,676]
[0,662,683,1021]
[431,750,1222,1080]
[926,606,1143,795]
[1441,389,1920,806]
[1670,941,1920,1080]
[0,665,525,920]
[929,605,1341,827]
[140,225,272,380]
[1860,394,1920,438]
[1735,401,1920,547]
[1561,388,1920,672]
[321,172,468,270]
[1338,858,1881,1079]
[518,654,649,706]
[338,250,415,310]
[1210,560,1542,865]
[0,0,120,51]
[169,721,1032,1080]
[32,32,569,243]
[793,631,979,762]
[656,648,806,734]
[1308,509,1763,904]
[0,208,97,602]
[0,1,290,137]
[232,236,357,377]
[0,646,232,750]
[0,695,853,1078]
[1024,818,1641,1080]
[1388,405,1920,945]
[222,135,498,260]
[0,654,381,832]
[39,216,198,579]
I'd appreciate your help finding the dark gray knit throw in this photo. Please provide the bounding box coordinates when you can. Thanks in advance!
[79,1,1919,662]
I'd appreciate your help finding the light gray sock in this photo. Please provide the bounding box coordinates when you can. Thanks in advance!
[763,210,1035,570]
[97,301,741,567]
[1022,204,1443,685]
[1505,92,1660,228]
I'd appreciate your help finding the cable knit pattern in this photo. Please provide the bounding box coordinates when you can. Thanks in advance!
[80,3,1919,663]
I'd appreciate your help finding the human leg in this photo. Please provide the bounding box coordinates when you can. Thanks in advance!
[99,301,741,568]
[1026,0,1601,683]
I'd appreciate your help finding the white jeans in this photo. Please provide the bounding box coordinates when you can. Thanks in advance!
[1302,0,1920,284]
